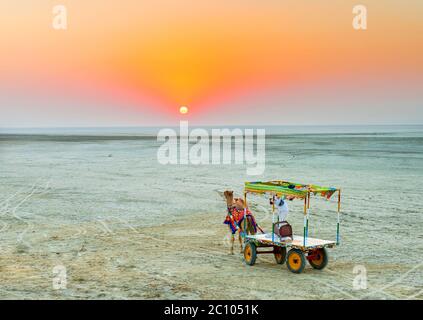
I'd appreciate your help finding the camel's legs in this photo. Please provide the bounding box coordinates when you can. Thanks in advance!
[238,232,243,253]
[230,234,235,255]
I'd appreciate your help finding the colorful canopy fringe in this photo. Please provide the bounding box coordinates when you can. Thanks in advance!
[244,180,338,199]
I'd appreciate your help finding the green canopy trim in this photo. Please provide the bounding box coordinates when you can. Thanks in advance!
[244,180,338,199]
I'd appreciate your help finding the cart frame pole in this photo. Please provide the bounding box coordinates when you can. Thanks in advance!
[307,191,311,209]
[336,189,341,245]
[303,194,308,247]
[243,192,247,241]
[306,191,310,238]
[272,193,275,242]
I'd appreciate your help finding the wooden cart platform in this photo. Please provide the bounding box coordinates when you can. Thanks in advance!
[245,233,336,250]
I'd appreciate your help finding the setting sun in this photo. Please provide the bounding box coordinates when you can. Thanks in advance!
[179,106,189,114]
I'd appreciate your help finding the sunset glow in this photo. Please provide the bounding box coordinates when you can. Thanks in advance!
[0,1,422,126]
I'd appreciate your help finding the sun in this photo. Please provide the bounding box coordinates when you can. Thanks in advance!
[179,106,188,114]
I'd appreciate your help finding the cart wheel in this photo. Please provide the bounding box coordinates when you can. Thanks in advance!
[274,246,287,264]
[308,248,328,270]
[286,249,306,274]
[243,242,257,266]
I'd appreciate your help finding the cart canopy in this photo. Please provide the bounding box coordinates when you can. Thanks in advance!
[244,180,338,199]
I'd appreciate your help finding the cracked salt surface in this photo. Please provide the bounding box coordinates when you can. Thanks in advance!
[0,126,422,299]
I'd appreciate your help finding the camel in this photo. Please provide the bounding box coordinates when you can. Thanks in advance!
[223,190,258,254]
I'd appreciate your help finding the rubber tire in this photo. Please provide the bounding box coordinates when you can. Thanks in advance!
[274,246,287,264]
[244,242,257,266]
[308,248,328,270]
[286,249,306,274]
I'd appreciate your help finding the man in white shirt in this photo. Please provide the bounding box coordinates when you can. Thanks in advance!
[274,195,289,222]
[270,195,293,240]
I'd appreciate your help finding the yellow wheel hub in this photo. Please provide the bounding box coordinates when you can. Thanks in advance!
[288,252,302,271]
[244,246,252,261]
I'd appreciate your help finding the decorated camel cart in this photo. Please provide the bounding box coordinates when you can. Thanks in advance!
[242,180,341,274]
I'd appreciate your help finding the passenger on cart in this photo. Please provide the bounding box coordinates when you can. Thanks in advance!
[270,195,294,240]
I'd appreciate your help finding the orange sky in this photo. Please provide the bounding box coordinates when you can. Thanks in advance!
[0,0,422,126]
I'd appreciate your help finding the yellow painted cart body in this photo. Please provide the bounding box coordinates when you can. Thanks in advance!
[242,180,341,274]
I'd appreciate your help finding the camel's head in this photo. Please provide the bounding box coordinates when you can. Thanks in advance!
[223,190,234,206]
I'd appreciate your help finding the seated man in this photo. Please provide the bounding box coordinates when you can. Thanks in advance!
[274,195,289,222]
[270,195,293,240]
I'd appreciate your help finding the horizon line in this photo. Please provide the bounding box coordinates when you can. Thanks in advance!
[1,123,423,130]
